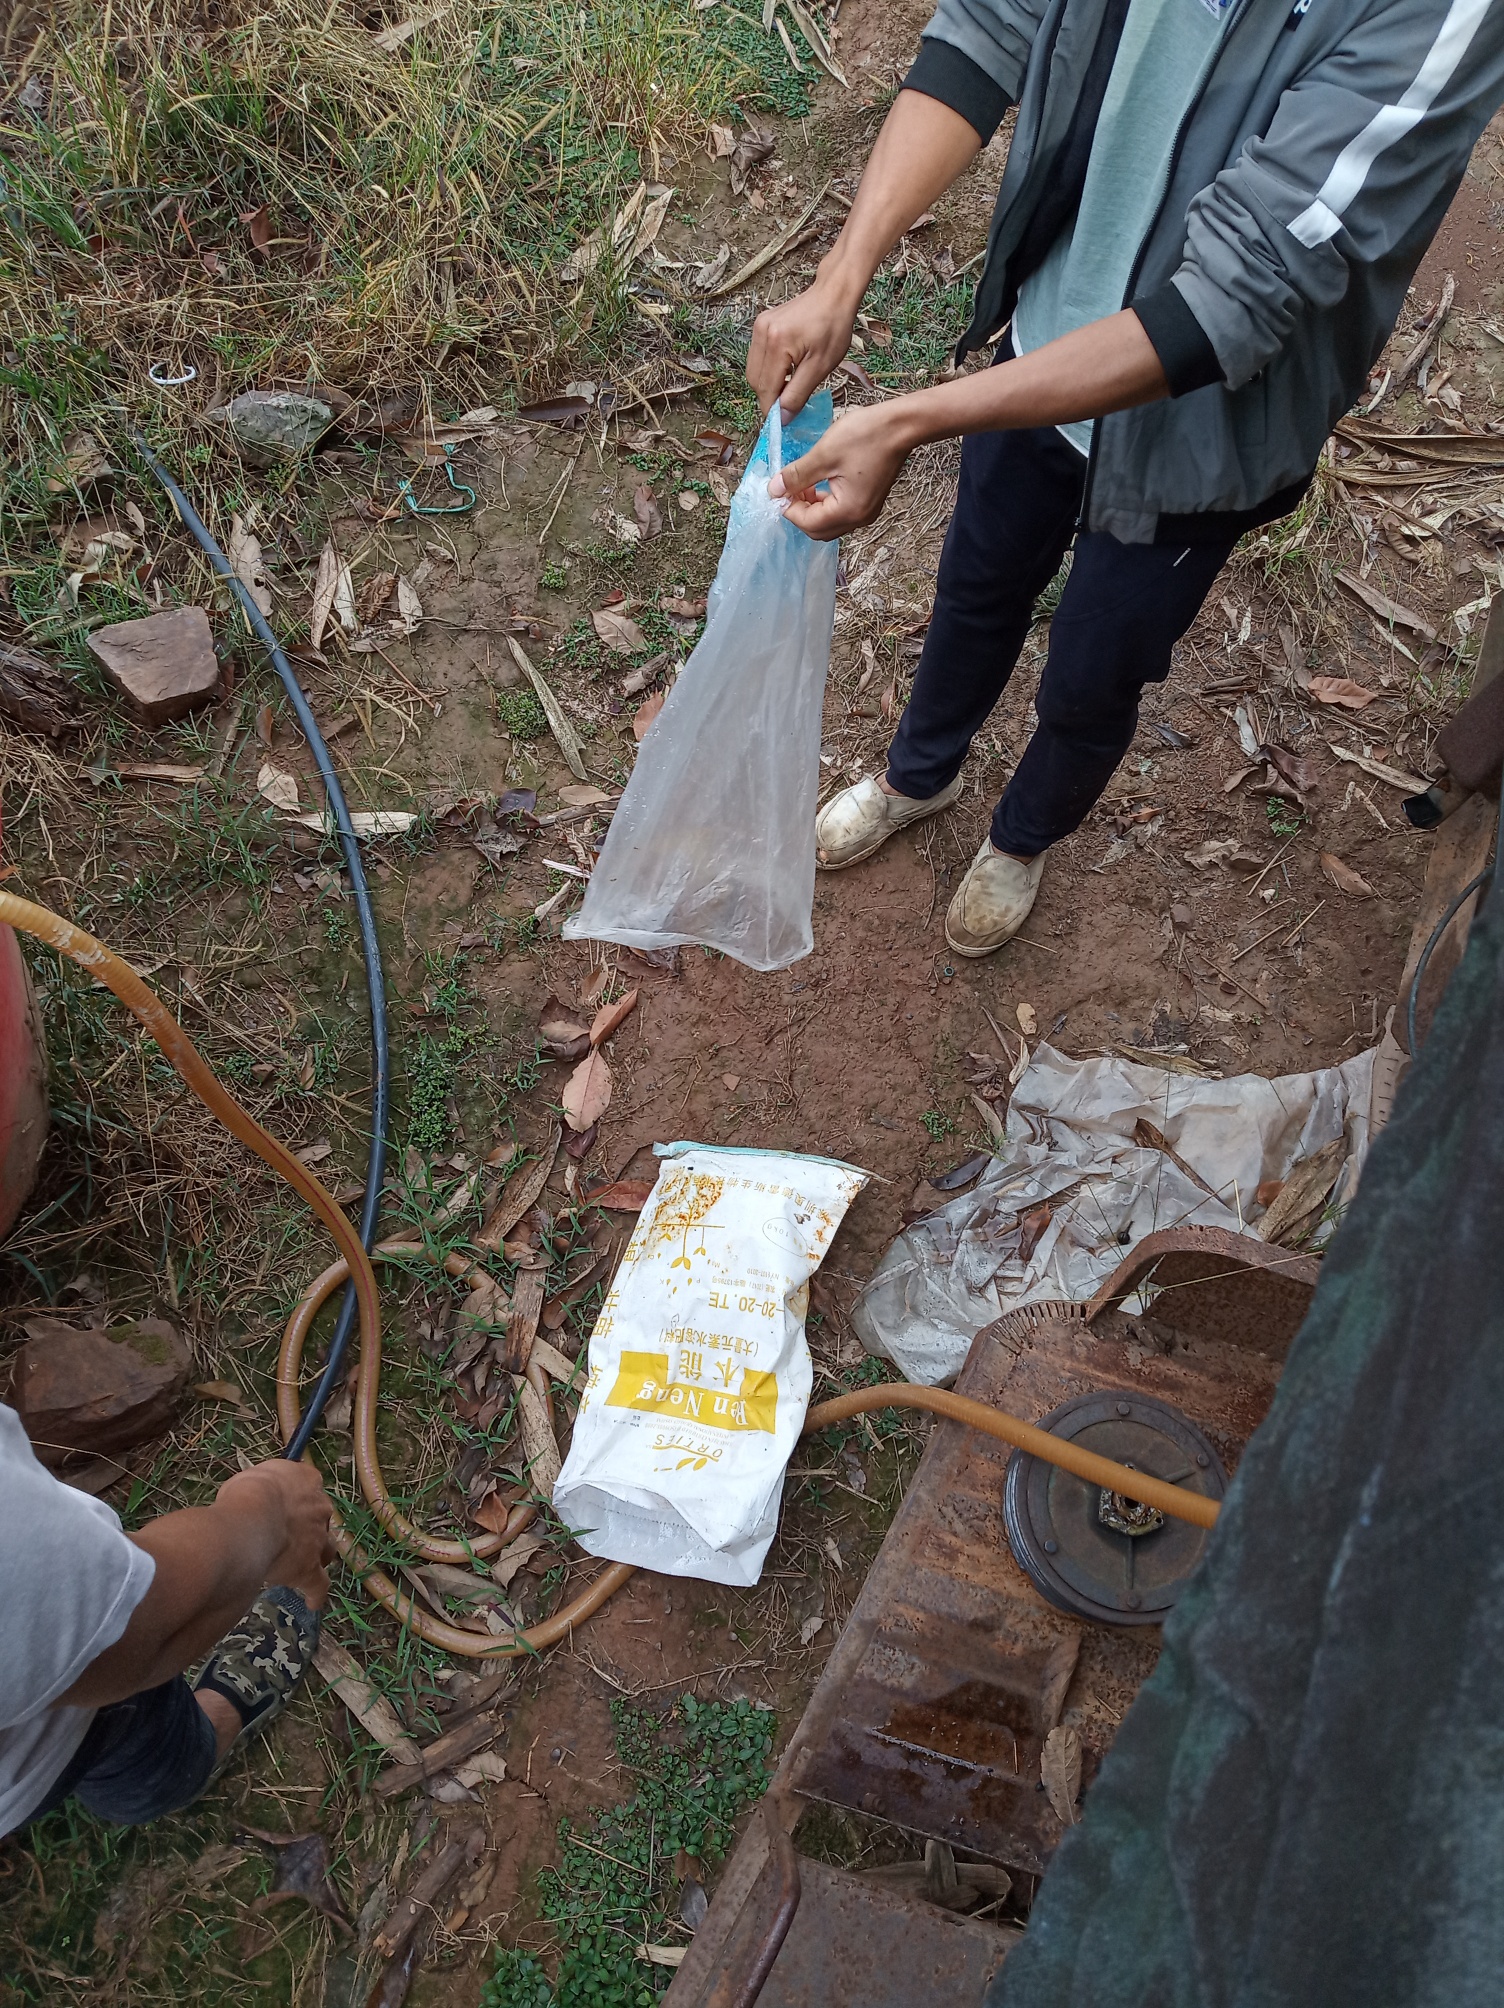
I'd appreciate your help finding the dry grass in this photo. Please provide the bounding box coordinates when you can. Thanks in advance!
[1,0,791,421]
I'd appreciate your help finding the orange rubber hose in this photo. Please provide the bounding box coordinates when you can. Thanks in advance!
[805,1387,1220,1530]
[0,891,630,1657]
[4,889,1218,1666]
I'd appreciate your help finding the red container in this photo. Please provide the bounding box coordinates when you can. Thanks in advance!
[0,923,48,1238]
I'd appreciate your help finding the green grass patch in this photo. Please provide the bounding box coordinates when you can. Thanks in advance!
[483,1694,777,2008]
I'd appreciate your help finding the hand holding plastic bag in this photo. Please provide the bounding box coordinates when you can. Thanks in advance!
[564,395,838,971]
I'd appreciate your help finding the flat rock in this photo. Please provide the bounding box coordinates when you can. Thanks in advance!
[204,390,333,467]
[14,1315,191,1466]
[88,607,221,725]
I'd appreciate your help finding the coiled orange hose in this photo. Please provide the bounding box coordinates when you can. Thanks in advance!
[0,891,628,1656]
[4,889,1217,1665]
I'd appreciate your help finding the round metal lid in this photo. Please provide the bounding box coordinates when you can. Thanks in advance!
[1003,1391,1227,1626]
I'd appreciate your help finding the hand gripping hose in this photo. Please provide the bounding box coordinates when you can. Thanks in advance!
[123,427,386,1460]
[1,893,1216,1658]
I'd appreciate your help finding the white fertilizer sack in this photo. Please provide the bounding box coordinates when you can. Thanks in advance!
[553,1142,868,1586]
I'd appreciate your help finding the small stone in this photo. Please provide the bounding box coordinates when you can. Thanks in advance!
[203,390,333,467]
[88,607,222,725]
[14,1315,191,1466]
[1170,904,1193,931]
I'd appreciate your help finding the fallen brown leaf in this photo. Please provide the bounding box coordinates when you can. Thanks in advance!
[633,485,663,541]
[1319,851,1376,897]
[1258,1137,1346,1247]
[518,393,593,426]
[241,203,272,256]
[586,1178,654,1212]
[256,762,300,812]
[227,515,272,617]
[633,690,666,740]
[1308,675,1378,711]
[242,1829,352,1931]
[590,987,639,1046]
[1333,569,1437,640]
[659,595,707,619]
[1263,744,1320,802]
[1017,1203,1054,1263]
[1016,1002,1038,1037]
[561,1049,612,1131]
[593,604,649,655]
[1041,1726,1082,1827]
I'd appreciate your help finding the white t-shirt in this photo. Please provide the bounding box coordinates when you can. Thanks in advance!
[0,1403,156,1835]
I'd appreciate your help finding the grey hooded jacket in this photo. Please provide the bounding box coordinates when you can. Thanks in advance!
[908,0,1504,541]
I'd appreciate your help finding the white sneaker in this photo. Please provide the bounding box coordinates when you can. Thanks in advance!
[815,774,964,870]
[945,841,1046,958]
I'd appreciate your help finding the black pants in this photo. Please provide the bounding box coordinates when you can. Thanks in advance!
[886,424,1239,857]
[27,1677,216,1829]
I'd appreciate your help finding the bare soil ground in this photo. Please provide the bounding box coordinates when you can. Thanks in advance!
[3,2,1503,1997]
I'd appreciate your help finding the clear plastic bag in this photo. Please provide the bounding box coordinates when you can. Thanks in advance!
[564,394,838,971]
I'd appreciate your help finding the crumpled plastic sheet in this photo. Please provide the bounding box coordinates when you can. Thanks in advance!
[852,1042,1377,1386]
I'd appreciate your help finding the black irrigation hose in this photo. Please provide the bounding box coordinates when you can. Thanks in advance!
[1405,864,1494,1061]
[124,429,389,1459]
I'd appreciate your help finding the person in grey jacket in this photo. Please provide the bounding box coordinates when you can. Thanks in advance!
[748,0,1504,957]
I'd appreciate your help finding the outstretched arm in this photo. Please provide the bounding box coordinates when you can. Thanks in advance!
[771,311,1169,538]
[56,1459,335,1709]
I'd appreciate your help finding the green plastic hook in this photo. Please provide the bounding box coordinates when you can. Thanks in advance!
[397,443,476,516]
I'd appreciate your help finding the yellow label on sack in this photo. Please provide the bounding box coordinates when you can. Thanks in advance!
[605,1351,778,1434]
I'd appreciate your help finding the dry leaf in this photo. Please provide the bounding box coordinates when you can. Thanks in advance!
[660,594,708,618]
[228,515,272,616]
[633,486,664,541]
[1017,1204,1054,1263]
[590,988,639,1046]
[1308,675,1377,711]
[729,125,776,196]
[471,1491,518,1538]
[1263,744,1321,803]
[395,575,423,635]
[706,123,736,158]
[313,1640,421,1762]
[633,690,666,740]
[1319,851,1376,897]
[515,1375,562,1496]
[193,1379,246,1404]
[257,763,301,812]
[593,606,649,654]
[47,430,112,492]
[111,762,205,783]
[539,994,591,1049]
[241,203,272,255]
[799,1613,825,1647]
[308,541,348,650]
[1333,569,1437,639]
[1041,1726,1082,1826]
[1329,744,1429,793]
[561,1049,612,1131]
[559,784,613,807]
[489,1531,551,1586]
[508,638,588,780]
[1258,1137,1346,1246]
[1016,1003,1038,1037]
[57,520,134,571]
[1183,838,1242,869]
[586,1178,654,1211]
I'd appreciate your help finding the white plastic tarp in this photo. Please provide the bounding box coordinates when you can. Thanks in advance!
[851,1042,1376,1386]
